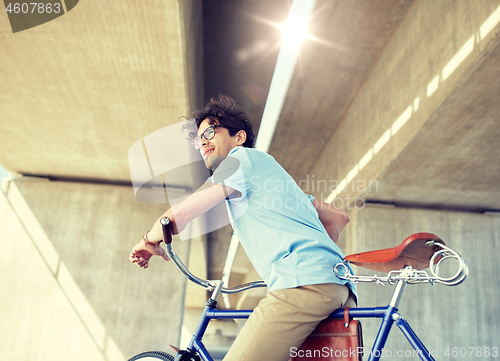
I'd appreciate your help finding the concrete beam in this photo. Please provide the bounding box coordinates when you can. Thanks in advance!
[0,0,203,182]
[364,32,500,211]
[307,0,500,209]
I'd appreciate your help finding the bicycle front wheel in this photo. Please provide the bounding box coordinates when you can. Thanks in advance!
[128,350,175,361]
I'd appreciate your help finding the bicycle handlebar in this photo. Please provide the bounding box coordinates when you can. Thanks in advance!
[160,217,267,293]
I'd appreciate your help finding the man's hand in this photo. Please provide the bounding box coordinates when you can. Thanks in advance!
[130,183,236,268]
[312,199,350,243]
[129,239,170,269]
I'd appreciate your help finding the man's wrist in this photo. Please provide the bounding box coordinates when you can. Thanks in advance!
[142,231,162,247]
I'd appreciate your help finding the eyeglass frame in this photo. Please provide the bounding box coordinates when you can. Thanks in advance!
[192,124,225,149]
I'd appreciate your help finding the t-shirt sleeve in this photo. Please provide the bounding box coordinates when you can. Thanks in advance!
[205,150,249,201]
[306,193,315,203]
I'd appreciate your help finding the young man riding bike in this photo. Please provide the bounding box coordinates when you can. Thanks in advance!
[130,95,356,361]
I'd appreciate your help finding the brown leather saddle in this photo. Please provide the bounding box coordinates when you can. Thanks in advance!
[344,232,444,273]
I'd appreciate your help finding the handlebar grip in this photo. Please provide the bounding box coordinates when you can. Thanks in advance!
[160,217,173,244]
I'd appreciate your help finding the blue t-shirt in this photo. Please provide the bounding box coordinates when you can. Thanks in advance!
[208,146,356,296]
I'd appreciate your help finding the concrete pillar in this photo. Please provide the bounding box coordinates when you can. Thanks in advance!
[346,204,500,358]
[0,179,189,360]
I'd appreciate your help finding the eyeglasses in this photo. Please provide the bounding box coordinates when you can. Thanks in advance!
[192,125,224,149]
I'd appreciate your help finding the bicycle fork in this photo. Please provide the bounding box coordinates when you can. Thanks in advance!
[180,281,254,361]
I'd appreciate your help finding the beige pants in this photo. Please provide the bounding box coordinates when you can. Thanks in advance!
[223,283,357,361]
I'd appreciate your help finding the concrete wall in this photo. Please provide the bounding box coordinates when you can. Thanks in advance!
[0,179,189,360]
[346,204,499,359]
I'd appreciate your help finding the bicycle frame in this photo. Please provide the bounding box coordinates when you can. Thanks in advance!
[158,218,466,361]
[185,279,434,361]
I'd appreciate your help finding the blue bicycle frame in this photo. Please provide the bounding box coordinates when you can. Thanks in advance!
[185,278,434,361]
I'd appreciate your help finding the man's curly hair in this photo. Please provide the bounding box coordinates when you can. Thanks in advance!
[190,95,256,148]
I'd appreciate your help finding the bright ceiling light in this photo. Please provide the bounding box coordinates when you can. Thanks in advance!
[280,18,310,44]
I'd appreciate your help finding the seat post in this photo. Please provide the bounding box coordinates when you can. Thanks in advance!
[389,279,407,309]
[389,265,413,308]
[370,277,408,360]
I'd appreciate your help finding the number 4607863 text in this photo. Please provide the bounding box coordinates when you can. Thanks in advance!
[5,3,62,14]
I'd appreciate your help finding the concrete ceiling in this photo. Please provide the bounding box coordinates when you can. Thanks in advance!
[2,0,500,307]
[0,0,200,182]
[364,37,500,212]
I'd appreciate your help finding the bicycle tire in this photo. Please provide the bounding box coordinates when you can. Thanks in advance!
[128,350,175,361]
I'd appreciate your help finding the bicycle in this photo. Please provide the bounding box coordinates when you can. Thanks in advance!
[128,217,468,361]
